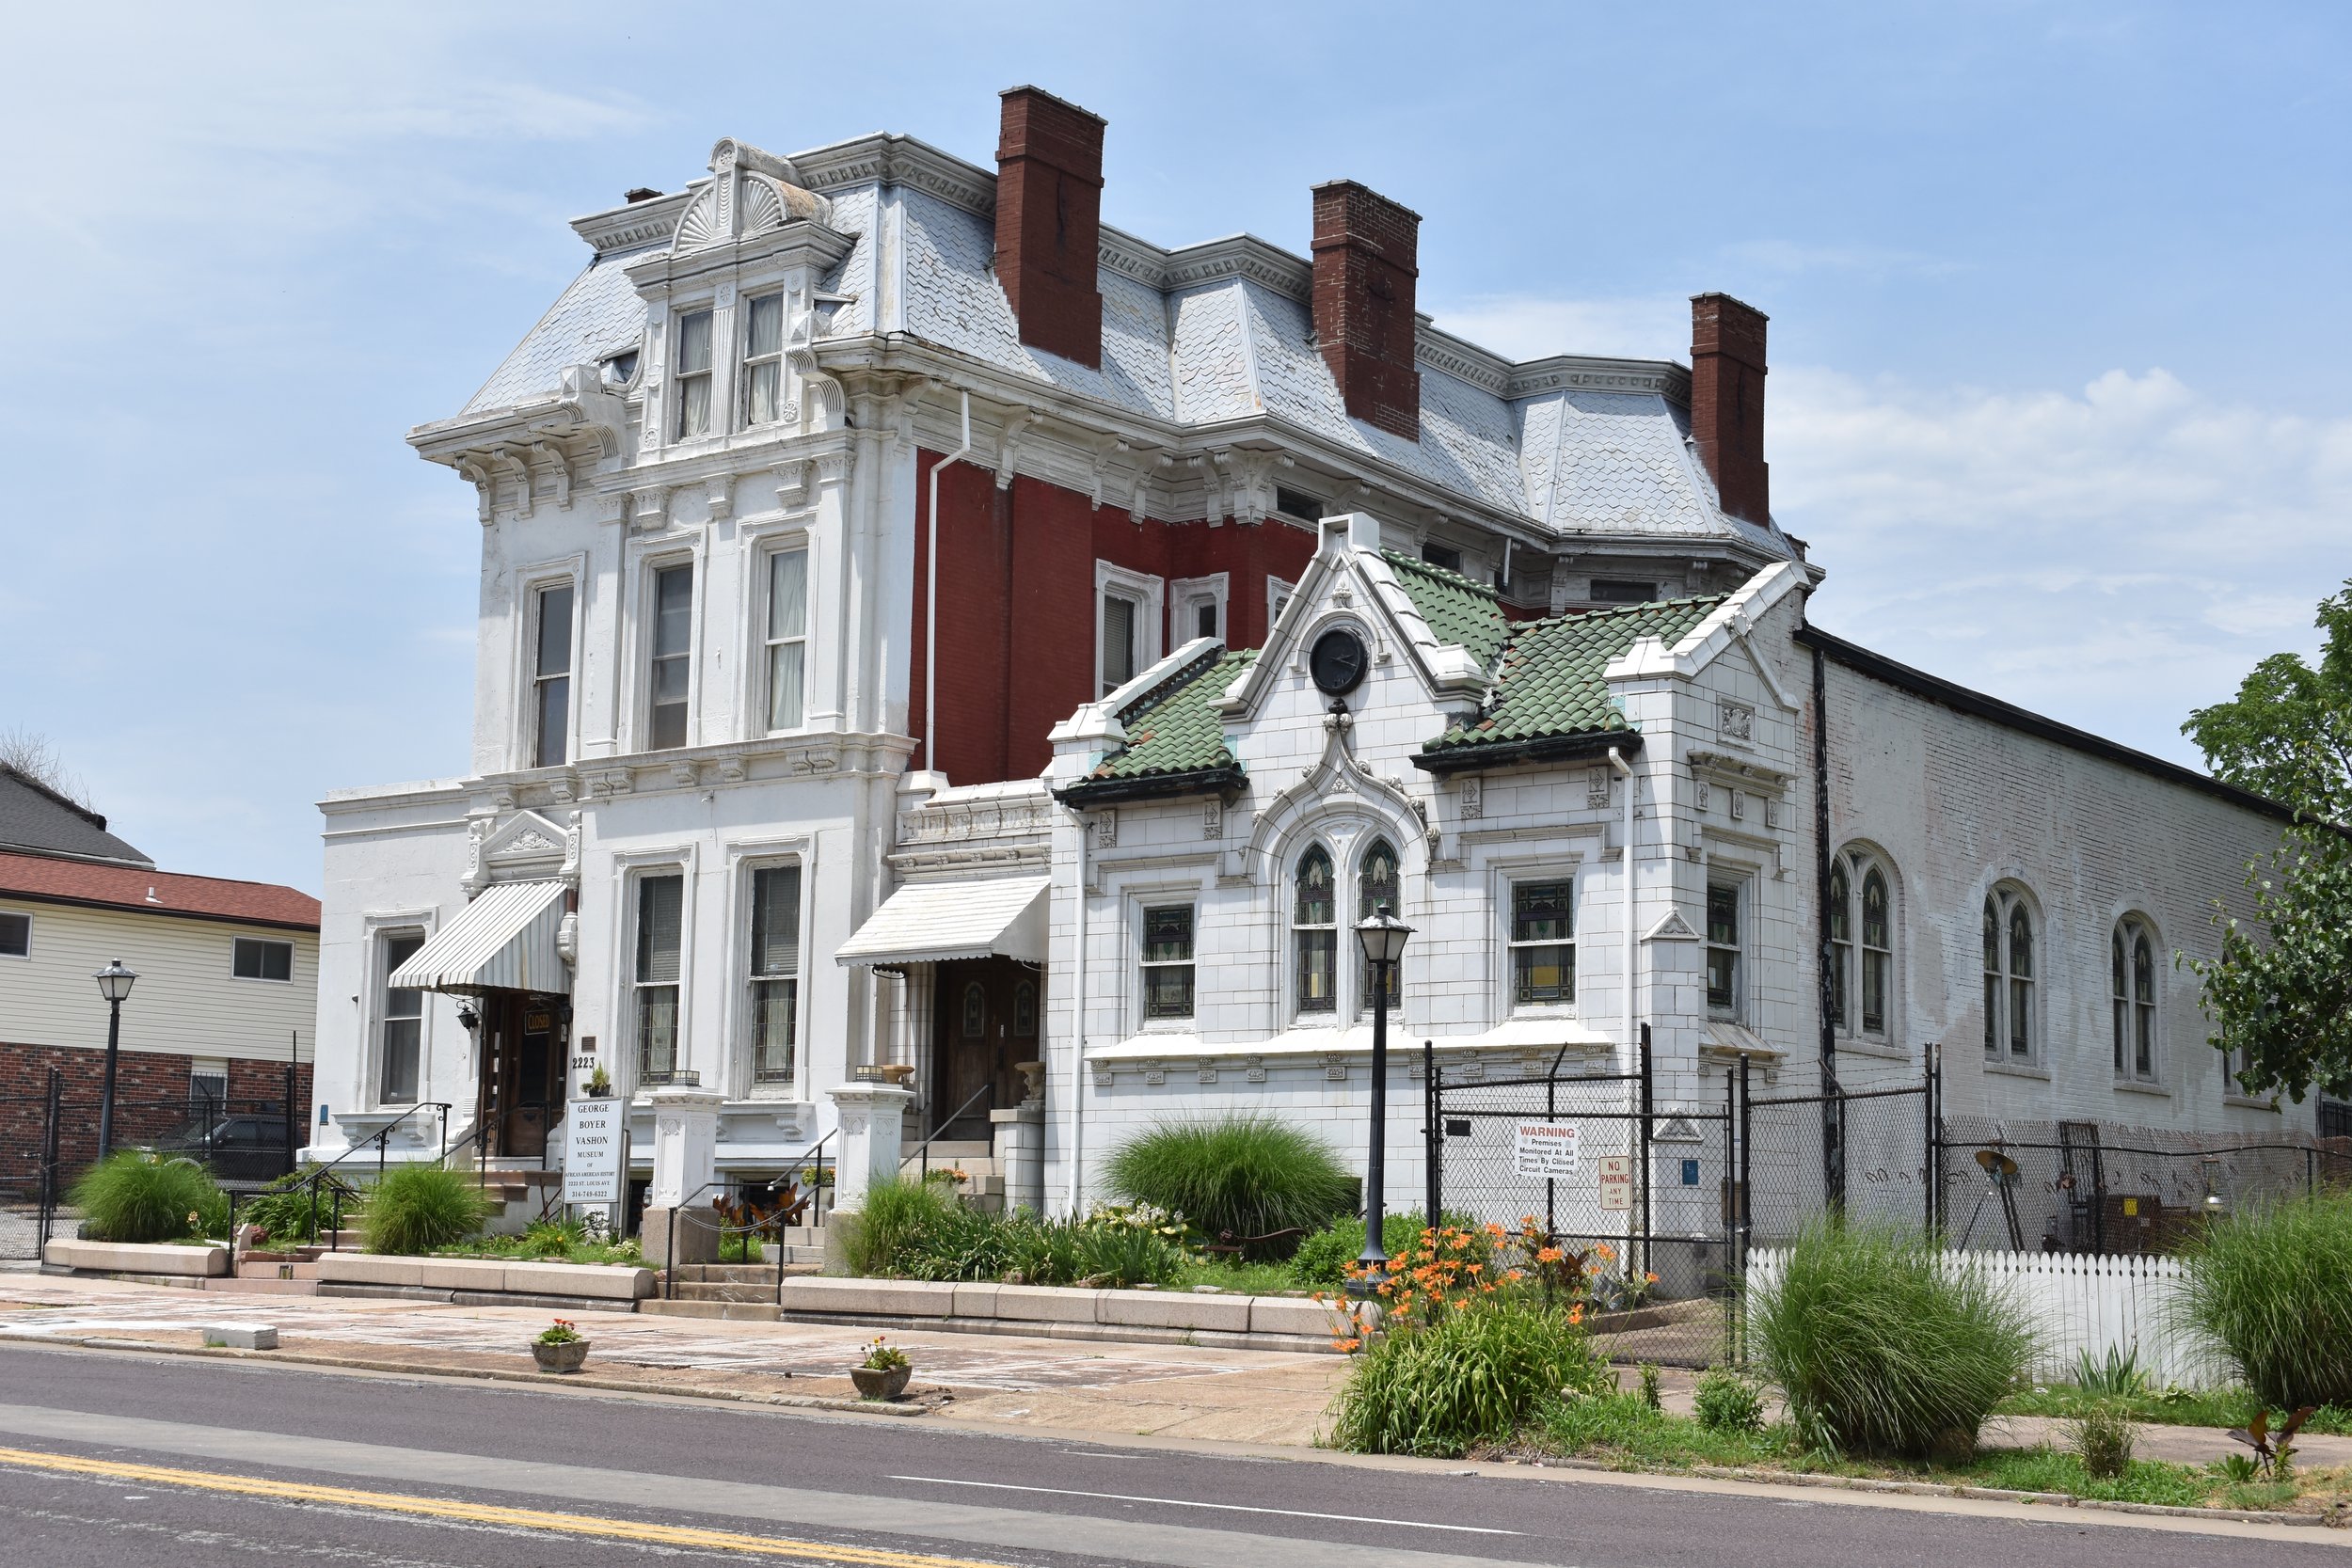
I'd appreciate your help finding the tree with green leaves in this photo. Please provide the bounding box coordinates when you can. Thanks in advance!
[2181,578,2352,1103]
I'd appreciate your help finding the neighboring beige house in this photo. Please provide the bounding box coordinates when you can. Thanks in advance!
[0,766,318,1190]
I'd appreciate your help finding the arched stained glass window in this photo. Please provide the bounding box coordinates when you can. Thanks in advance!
[1984,887,2035,1061]
[1827,860,1851,1032]
[1294,847,1337,1015]
[1358,839,1401,1011]
[1860,866,1891,1037]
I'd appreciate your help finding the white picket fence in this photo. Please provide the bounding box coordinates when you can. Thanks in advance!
[1744,1246,2231,1388]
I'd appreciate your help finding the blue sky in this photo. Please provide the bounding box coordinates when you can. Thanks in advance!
[5,2,2346,893]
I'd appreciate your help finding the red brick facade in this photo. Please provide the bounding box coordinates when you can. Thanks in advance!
[909,452,1319,785]
[1690,293,1771,526]
[1311,181,1422,439]
[0,1041,311,1195]
[994,87,1106,370]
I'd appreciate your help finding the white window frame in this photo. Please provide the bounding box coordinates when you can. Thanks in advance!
[1355,837,1405,1018]
[2113,914,2161,1085]
[188,1057,230,1117]
[1828,847,1898,1047]
[761,544,811,734]
[1705,879,1746,1022]
[644,556,697,752]
[230,936,294,984]
[1982,884,2040,1065]
[0,907,29,959]
[1505,875,1577,1014]
[1290,842,1341,1022]
[743,860,803,1091]
[376,927,427,1105]
[523,570,580,770]
[1138,900,1198,1026]
[1266,576,1295,633]
[740,291,787,427]
[1169,573,1230,647]
[673,306,715,440]
[1094,561,1166,697]
[627,865,691,1088]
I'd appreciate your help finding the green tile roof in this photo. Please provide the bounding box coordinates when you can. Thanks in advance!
[1379,551,1511,669]
[1425,594,1726,754]
[1087,647,1258,783]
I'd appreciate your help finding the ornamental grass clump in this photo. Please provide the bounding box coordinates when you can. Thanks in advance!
[70,1152,225,1243]
[1102,1117,1354,1257]
[1749,1216,2035,1460]
[361,1164,488,1255]
[2173,1194,2352,1410]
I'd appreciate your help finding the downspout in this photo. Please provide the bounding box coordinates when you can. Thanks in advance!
[1813,641,1843,1206]
[1067,813,1089,1216]
[923,390,973,772]
[1609,746,1636,1071]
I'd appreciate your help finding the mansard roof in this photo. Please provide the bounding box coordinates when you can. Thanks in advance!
[453,131,1803,557]
[1420,594,1726,768]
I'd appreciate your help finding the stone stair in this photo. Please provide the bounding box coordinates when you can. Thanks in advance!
[901,1142,1007,1211]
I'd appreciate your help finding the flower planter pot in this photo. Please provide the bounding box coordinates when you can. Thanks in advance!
[850,1365,912,1401]
[532,1339,591,1374]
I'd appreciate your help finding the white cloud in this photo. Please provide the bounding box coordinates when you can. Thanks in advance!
[1427,293,1690,364]
[1773,364,2352,764]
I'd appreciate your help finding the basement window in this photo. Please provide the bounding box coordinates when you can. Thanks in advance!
[1274,486,1325,523]
[1591,578,1658,604]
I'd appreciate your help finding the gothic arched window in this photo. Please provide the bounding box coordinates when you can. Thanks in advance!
[1358,838,1402,1012]
[1830,849,1897,1040]
[1827,859,1851,1032]
[1860,865,1892,1037]
[1294,847,1337,1015]
[1983,886,2036,1060]
[2113,915,2158,1082]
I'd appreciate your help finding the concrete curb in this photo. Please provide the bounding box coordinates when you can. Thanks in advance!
[0,1330,927,1418]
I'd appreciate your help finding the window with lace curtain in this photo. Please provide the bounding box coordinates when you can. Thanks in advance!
[673,309,713,439]
[742,293,786,425]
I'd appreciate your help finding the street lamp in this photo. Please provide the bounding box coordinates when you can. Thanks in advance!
[1350,902,1413,1294]
[93,958,138,1161]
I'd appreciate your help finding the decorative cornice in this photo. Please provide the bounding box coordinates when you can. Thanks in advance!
[790,133,997,219]
[1504,355,1691,404]
[570,191,693,255]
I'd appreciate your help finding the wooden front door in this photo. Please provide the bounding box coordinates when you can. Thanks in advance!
[483,990,566,1159]
[930,958,1041,1139]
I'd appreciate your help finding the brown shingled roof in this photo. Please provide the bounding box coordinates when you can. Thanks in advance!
[0,850,319,930]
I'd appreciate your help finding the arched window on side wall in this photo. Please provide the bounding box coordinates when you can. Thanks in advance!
[1983,886,2036,1062]
[2113,915,2158,1083]
[1357,838,1401,1013]
[1294,846,1337,1016]
[1829,848,1897,1042]
[1827,860,1851,1032]
[1860,865,1892,1037]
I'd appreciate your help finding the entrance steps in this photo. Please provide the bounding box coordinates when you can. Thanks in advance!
[901,1143,1008,1210]
[643,1260,819,1321]
[219,1254,321,1295]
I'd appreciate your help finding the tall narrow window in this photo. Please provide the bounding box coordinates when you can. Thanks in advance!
[532,583,574,768]
[2007,900,2034,1058]
[1826,860,1851,1031]
[749,865,800,1084]
[635,874,683,1084]
[1509,880,1575,1006]
[1983,887,2035,1058]
[673,309,713,439]
[1294,847,1337,1014]
[766,547,808,731]
[2114,916,2158,1083]
[648,564,692,750]
[1358,839,1402,1011]
[742,293,785,426]
[1101,593,1137,695]
[1706,884,1741,1018]
[1194,598,1218,640]
[1860,866,1891,1037]
[1982,896,2002,1056]
[1141,905,1196,1022]
[379,932,424,1104]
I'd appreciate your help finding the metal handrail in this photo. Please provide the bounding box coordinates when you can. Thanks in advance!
[906,1084,993,1180]
[659,1132,836,1306]
[296,1102,451,1250]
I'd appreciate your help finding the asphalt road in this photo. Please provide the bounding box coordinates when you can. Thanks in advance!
[0,1341,2331,1568]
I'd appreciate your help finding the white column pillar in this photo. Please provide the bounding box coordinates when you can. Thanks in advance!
[826,1083,914,1212]
[643,1084,723,1266]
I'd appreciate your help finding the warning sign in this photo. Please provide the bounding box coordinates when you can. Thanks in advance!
[1513,1123,1581,1177]
[1598,1155,1633,1212]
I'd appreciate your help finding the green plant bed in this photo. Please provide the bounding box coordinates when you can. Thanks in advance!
[1172,1258,1299,1295]
[362,1165,488,1254]
[1997,1383,2352,1435]
[1103,1117,1354,1258]
[833,1179,1189,1288]
[70,1152,228,1243]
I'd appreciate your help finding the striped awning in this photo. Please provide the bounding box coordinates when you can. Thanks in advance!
[390,879,570,994]
[834,876,1048,969]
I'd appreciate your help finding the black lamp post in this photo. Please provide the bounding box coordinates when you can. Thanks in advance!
[93,958,138,1161]
[1349,903,1413,1294]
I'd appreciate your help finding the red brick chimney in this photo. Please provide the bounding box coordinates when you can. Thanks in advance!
[1311,181,1421,440]
[994,86,1105,369]
[1689,293,1770,526]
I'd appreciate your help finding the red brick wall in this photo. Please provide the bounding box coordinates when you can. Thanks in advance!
[994,87,1105,369]
[910,452,1321,785]
[0,1042,310,1195]
[1690,293,1770,526]
[1311,181,1422,439]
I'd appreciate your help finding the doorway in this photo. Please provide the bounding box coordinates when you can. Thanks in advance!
[480,990,567,1159]
[929,958,1040,1140]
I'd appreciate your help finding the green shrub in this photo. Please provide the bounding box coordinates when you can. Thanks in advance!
[2071,1402,2137,1480]
[1103,1117,1354,1257]
[237,1171,354,1245]
[1289,1210,1474,1288]
[1328,1297,1607,1456]
[70,1152,223,1243]
[1749,1217,2035,1460]
[362,1164,487,1255]
[1693,1367,1765,1433]
[2074,1342,2149,1400]
[1073,1222,1187,1289]
[2174,1194,2352,1409]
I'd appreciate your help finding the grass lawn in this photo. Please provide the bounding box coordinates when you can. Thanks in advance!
[1171,1258,1305,1295]
[1997,1383,2352,1435]
[1511,1391,2352,1514]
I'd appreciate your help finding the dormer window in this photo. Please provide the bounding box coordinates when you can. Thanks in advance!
[674,309,713,439]
[602,350,639,387]
[743,293,786,426]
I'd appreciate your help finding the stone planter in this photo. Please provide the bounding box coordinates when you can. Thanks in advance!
[532,1339,591,1374]
[850,1364,911,1401]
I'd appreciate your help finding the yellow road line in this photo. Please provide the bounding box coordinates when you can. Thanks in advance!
[0,1445,1009,1567]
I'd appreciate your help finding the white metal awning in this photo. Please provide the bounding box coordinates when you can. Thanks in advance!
[390,879,570,994]
[834,876,1049,969]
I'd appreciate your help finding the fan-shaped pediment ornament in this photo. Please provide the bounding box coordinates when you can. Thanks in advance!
[673,187,723,253]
